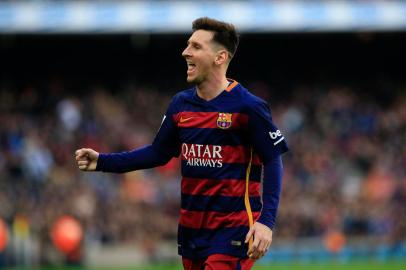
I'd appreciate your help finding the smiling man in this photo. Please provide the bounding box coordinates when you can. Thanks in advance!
[75,17,288,270]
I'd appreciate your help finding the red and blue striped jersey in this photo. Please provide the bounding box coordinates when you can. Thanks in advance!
[152,80,288,259]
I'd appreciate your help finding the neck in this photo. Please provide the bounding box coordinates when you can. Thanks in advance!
[196,74,229,101]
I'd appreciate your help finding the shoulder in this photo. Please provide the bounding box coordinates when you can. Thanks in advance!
[171,87,195,104]
[166,87,194,115]
[236,84,269,112]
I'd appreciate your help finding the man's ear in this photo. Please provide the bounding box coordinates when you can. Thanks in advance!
[215,49,229,65]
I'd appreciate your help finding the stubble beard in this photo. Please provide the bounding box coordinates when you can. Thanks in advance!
[187,68,209,86]
[187,75,203,85]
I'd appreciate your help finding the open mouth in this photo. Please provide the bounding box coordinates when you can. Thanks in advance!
[187,62,196,74]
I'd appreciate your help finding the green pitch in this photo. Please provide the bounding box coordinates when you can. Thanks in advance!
[8,261,406,270]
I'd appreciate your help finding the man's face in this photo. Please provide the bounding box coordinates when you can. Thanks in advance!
[182,30,218,84]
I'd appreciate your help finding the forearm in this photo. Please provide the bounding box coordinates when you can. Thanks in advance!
[96,144,172,173]
[257,155,283,230]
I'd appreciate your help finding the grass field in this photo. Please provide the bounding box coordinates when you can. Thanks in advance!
[6,261,406,270]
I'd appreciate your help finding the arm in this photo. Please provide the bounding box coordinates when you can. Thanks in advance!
[75,95,181,173]
[257,155,283,230]
[244,98,288,260]
[75,144,171,173]
[245,155,283,259]
[96,144,172,173]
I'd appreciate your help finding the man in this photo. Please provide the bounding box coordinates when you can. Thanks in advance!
[76,17,288,270]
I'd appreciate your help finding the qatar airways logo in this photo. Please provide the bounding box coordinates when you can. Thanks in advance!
[181,143,223,168]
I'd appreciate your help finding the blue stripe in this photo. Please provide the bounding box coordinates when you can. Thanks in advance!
[179,128,249,146]
[236,260,242,270]
[181,161,262,182]
[178,225,250,259]
[178,225,249,248]
[181,194,262,213]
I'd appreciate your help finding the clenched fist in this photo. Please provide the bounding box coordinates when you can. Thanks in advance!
[75,148,99,171]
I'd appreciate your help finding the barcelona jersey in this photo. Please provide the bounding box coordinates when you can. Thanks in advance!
[152,80,288,259]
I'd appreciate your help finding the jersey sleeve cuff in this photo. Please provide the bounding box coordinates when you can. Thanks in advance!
[95,153,107,171]
[257,215,275,230]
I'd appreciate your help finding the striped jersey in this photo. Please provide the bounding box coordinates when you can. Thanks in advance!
[152,80,288,259]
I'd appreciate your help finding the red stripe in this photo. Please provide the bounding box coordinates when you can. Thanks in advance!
[222,146,261,165]
[182,254,254,269]
[181,177,261,197]
[180,210,260,229]
[181,144,261,165]
[173,112,248,129]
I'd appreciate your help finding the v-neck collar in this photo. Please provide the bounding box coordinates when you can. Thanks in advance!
[193,79,239,104]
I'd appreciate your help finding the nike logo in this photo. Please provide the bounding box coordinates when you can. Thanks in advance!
[180,116,194,123]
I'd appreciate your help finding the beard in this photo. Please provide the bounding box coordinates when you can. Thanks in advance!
[186,73,205,85]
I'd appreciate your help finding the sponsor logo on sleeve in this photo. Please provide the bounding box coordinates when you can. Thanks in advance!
[269,130,284,145]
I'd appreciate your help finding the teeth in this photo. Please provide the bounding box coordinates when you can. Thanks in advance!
[187,62,196,73]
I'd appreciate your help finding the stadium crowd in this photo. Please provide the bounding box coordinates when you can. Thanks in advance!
[0,78,405,264]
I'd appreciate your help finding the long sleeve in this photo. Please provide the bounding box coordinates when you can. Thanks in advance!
[96,144,172,173]
[96,95,181,173]
[247,99,288,162]
[257,155,283,230]
[246,97,288,230]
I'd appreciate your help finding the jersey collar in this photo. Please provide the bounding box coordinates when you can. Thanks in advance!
[225,78,239,92]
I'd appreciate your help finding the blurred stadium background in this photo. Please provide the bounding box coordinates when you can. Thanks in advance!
[1,0,406,269]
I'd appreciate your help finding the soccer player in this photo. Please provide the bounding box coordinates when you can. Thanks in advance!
[75,17,288,270]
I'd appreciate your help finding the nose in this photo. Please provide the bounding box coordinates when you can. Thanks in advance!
[182,46,191,58]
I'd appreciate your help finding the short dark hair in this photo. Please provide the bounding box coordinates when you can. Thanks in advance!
[192,17,239,58]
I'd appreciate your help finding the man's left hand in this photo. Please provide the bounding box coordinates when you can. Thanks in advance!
[245,222,273,260]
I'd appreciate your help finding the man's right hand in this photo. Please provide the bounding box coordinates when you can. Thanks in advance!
[75,148,99,171]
